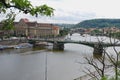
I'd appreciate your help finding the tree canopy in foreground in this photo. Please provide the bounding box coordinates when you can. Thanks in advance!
[0,0,54,30]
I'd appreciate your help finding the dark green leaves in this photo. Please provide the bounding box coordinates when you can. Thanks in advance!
[0,0,54,16]
[30,4,54,17]
[9,0,54,17]
[0,0,54,30]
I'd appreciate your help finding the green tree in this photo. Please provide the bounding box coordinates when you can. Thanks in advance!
[58,28,69,36]
[0,0,54,30]
[91,29,102,35]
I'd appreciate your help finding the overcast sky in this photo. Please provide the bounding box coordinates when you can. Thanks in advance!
[1,0,120,24]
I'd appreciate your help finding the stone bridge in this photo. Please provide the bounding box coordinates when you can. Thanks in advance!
[28,39,120,55]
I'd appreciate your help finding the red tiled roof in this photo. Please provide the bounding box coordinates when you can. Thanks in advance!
[20,18,29,22]
[53,26,59,30]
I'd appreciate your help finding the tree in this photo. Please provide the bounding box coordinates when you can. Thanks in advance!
[83,42,108,80]
[83,34,120,80]
[0,0,54,30]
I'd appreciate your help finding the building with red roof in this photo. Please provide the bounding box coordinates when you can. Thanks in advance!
[13,18,60,38]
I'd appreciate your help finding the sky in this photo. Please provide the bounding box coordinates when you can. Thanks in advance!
[1,0,120,24]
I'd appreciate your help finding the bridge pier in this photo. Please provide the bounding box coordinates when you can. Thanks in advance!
[93,43,103,55]
[53,42,64,50]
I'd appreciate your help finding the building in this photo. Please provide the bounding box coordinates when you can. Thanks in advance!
[0,18,60,38]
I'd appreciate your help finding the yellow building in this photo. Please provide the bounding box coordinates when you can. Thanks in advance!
[14,18,60,38]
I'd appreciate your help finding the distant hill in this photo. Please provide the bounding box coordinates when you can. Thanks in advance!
[75,19,120,28]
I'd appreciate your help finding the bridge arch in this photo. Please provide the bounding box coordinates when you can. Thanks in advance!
[52,41,103,55]
[70,28,86,36]
[63,43,93,48]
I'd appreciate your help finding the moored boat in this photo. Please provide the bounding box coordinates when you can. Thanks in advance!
[14,43,33,49]
[0,45,5,50]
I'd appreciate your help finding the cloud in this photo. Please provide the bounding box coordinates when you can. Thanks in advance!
[0,0,97,24]
[1,0,120,24]
[49,9,96,23]
[23,7,96,24]
[14,4,96,24]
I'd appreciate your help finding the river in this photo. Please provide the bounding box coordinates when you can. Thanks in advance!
[0,33,120,80]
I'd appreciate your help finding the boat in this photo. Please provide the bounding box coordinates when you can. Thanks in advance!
[14,43,33,49]
[0,45,5,50]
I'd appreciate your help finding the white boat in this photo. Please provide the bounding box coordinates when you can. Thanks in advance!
[14,43,33,49]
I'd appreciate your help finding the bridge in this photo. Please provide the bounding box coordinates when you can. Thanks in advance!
[70,28,87,36]
[28,38,120,55]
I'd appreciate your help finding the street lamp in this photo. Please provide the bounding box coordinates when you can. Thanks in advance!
[45,52,48,80]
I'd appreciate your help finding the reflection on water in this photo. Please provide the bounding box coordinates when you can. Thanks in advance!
[0,33,119,80]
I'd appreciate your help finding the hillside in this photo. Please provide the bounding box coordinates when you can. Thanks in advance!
[75,19,120,28]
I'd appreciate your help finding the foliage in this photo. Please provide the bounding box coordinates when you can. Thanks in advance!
[58,28,69,36]
[0,0,54,30]
[0,0,54,16]
[75,19,120,28]
[91,29,102,35]
[101,76,108,80]
[1,11,16,30]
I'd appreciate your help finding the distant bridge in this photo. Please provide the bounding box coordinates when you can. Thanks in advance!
[70,28,87,36]
[28,38,120,55]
